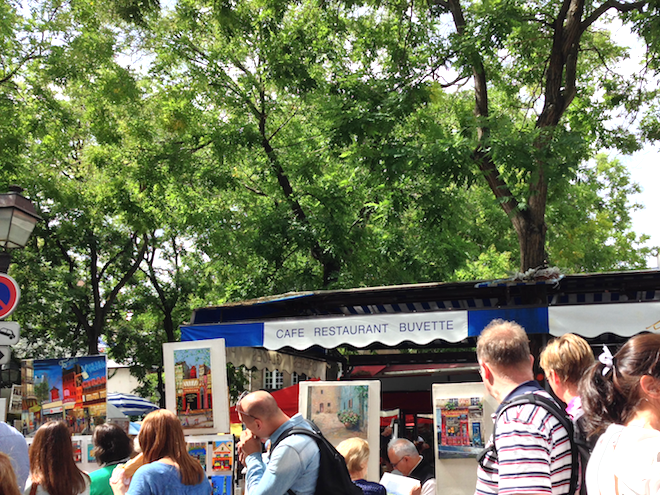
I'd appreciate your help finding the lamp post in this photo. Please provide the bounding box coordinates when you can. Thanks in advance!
[0,186,42,273]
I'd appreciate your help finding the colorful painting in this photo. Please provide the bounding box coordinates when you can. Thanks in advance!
[73,440,82,463]
[87,443,95,463]
[188,442,208,470]
[22,355,107,435]
[212,440,233,471]
[211,475,232,495]
[435,396,485,458]
[299,380,380,482]
[306,384,369,444]
[173,348,213,429]
[163,339,229,435]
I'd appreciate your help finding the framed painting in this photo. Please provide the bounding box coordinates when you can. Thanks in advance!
[163,339,230,435]
[299,380,380,482]
[432,383,498,495]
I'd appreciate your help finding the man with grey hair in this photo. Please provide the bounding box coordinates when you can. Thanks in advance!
[387,437,435,495]
[475,319,576,495]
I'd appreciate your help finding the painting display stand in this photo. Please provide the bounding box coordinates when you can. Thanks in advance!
[185,434,234,494]
[298,380,381,482]
[431,383,498,495]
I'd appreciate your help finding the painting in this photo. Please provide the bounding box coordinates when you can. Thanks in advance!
[211,440,233,472]
[432,383,498,495]
[299,380,380,482]
[22,355,107,435]
[184,434,233,477]
[163,339,229,435]
[434,396,485,458]
[188,442,207,469]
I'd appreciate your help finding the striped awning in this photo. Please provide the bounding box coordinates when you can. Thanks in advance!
[107,393,160,416]
[181,301,660,350]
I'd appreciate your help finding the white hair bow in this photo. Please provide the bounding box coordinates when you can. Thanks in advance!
[599,345,614,376]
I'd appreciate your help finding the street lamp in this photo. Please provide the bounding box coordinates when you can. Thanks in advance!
[0,186,42,273]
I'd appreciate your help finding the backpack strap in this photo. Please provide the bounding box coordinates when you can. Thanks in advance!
[270,422,322,495]
[479,393,579,495]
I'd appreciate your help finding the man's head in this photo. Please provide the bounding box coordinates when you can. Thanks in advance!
[476,319,534,401]
[540,333,594,402]
[387,438,421,476]
[236,390,290,439]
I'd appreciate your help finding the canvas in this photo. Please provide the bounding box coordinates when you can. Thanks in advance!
[299,380,380,482]
[163,339,230,435]
[22,355,107,435]
[432,383,498,495]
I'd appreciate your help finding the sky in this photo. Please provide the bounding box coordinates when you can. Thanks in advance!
[624,145,660,268]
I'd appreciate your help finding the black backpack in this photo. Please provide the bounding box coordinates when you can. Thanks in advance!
[271,420,364,495]
[477,393,591,495]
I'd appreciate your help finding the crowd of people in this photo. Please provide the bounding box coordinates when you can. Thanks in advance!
[2,318,660,495]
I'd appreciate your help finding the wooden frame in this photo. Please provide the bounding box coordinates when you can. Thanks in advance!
[298,380,381,482]
[163,339,230,435]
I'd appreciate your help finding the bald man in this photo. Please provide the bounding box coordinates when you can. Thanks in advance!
[236,390,320,495]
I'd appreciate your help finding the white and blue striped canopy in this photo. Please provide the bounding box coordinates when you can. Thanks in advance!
[181,301,660,350]
[107,393,160,416]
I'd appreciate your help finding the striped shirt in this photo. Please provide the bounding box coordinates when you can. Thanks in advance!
[476,384,574,495]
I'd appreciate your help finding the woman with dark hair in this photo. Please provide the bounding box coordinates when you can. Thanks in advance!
[580,333,660,495]
[90,424,134,495]
[24,421,90,495]
[110,409,210,495]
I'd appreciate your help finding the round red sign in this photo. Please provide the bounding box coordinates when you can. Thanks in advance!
[0,274,20,319]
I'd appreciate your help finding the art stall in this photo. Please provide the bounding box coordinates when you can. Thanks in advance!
[178,269,660,495]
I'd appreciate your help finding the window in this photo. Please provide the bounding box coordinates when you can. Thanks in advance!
[264,369,284,390]
[291,372,308,385]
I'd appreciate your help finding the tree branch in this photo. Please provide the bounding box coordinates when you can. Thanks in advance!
[582,0,647,32]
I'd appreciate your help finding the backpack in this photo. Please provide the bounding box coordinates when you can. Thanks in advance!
[271,420,364,495]
[477,393,591,495]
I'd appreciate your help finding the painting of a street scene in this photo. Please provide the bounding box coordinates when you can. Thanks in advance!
[306,384,369,445]
[173,347,213,429]
[435,396,484,458]
[22,355,107,435]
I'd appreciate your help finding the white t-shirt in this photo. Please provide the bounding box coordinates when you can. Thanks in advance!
[586,424,660,495]
[24,476,90,495]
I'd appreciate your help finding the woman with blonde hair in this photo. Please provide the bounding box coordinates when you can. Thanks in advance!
[24,421,90,495]
[0,452,21,495]
[336,437,386,495]
[110,409,210,495]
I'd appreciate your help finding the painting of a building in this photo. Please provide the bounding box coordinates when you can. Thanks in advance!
[306,384,369,445]
[173,348,214,428]
[435,396,484,458]
[24,356,107,435]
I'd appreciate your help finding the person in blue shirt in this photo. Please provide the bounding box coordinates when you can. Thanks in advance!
[0,421,28,490]
[110,410,210,495]
[236,391,320,495]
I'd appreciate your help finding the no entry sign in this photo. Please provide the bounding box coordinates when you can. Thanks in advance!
[0,274,20,320]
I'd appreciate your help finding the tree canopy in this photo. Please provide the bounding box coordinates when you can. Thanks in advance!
[1,0,657,392]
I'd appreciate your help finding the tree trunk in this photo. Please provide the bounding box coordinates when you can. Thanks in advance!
[513,213,547,272]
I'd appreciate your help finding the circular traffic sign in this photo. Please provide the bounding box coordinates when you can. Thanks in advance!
[0,274,20,320]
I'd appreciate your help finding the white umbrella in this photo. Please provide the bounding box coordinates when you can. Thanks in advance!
[107,393,160,416]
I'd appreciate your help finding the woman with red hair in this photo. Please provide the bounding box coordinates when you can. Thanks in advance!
[110,409,210,495]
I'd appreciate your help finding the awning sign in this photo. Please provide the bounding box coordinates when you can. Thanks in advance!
[263,310,468,350]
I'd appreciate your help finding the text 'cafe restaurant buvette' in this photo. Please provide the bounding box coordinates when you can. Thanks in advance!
[180,269,660,433]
